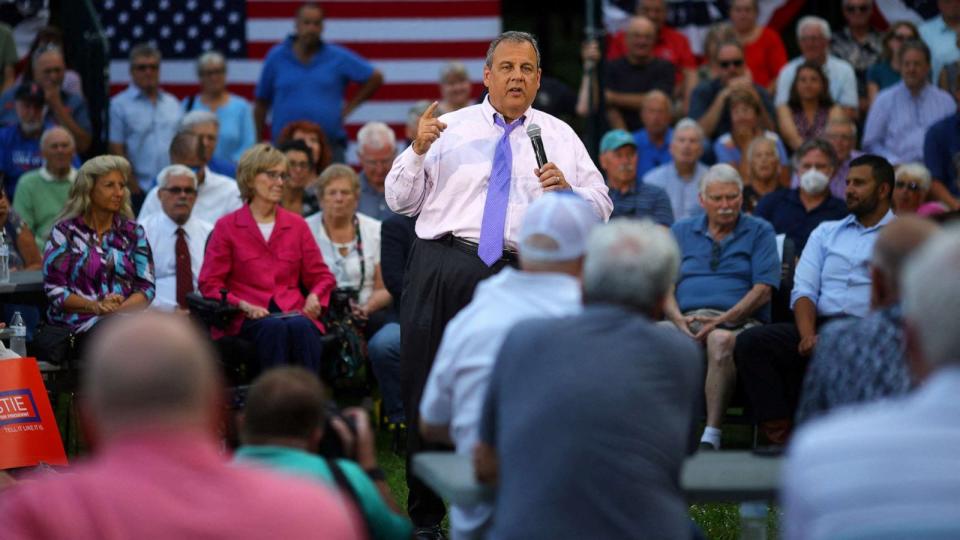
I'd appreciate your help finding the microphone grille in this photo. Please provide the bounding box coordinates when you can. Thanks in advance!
[526,123,541,138]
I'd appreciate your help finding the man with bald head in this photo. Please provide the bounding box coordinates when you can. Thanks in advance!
[13,126,77,250]
[604,16,675,132]
[0,312,363,539]
[796,216,939,424]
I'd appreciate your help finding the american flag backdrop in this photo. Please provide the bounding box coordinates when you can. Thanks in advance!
[98,0,502,155]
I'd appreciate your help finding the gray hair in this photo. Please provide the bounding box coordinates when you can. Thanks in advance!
[129,42,161,62]
[157,164,199,190]
[896,162,932,192]
[826,117,858,139]
[797,16,831,41]
[485,31,541,68]
[700,163,743,195]
[40,125,75,149]
[196,50,226,73]
[673,117,705,143]
[793,138,839,171]
[178,110,219,132]
[746,136,777,164]
[902,224,960,367]
[440,61,469,82]
[357,121,396,151]
[582,219,680,313]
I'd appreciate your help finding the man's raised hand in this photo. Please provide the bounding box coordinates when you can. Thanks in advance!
[412,101,448,155]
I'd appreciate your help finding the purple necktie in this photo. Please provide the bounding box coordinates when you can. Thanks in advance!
[478,115,522,266]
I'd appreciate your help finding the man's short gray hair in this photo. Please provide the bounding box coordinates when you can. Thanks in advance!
[196,50,226,73]
[157,164,199,189]
[793,138,839,170]
[797,16,831,41]
[485,31,541,68]
[896,163,932,192]
[130,42,161,62]
[357,121,396,151]
[902,224,960,367]
[674,117,705,143]
[179,110,219,133]
[745,136,777,164]
[700,163,743,195]
[40,125,75,149]
[582,219,680,313]
[826,117,858,139]
[440,61,469,82]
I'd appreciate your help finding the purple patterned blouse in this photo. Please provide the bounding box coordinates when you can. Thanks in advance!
[42,215,155,332]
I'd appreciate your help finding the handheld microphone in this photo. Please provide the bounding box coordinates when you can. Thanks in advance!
[526,123,548,169]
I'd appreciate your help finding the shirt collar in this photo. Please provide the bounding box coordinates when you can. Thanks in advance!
[481,95,531,130]
[158,211,192,237]
[841,208,895,231]
[39,166,77,183]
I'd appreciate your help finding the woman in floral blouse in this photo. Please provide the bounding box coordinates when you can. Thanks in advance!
[43,155,155,334]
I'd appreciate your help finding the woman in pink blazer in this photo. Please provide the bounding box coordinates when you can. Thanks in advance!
[199,144,335,371]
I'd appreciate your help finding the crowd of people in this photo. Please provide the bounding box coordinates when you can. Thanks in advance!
[0,1,959,539]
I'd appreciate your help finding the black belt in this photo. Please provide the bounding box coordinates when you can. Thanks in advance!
[432,234,518,264]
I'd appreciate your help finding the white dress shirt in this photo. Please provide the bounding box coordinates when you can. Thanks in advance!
[305,212,381,305]
[420,268,582,540]
[140,212,214,311]
[782,367,960,540]
[138,167,243,225]
[385,97,612,247]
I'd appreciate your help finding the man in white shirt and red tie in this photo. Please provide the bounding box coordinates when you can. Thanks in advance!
[385,30,612,538]
[140,164,214,312]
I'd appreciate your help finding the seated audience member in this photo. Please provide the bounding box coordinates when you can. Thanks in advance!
[356,121,397,221]
[109,43,182,196]
[778,62,845,151]
[643,118,708,220]
[177,110,236,177]
[0,45,91,153]
[600,129,674,225]
[795,216,938,425]
[13,126,76,250]
[922,76,960,211]
[278,120,333,176]
[183,51,256,165]
[279,139,320,217]
[867,22,919,106]
[698,23,737,84]
[604,16,675,132]
[755,139,848,253]
[939,32,960,93]
[140,165,213,312]
[742,137,782,213]
[689,39,775,140]
[892,163,934,215]
[633,90,673,179]
[43,155,154,338]
[0,186,40,271]
[403,100,432,148]
[729,0,786,90]
[663,164,779,450]
[713,89,788,173]
[0,83,48,198]
[474,219,702,540]
[138,131,242,223]
[820,117,862,198]
[234,367,412,540]
[921,0,960,85]
[437,61,473,115]
[829,0,882,115]
[15,26,83,96]
[198,144,336,372]
[863,40,955,165]
[0,312,363,539]
[421,193,598,539]
[782,224,960,540]
[775,17,858,118]
[735,154,896,445]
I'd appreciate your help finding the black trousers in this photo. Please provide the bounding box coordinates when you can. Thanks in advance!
[733,322,808,423]
[400,237,515,527]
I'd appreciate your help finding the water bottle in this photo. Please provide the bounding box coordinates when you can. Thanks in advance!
[740,501,768,540]
[0,231,9,283]
[9,311,26,357]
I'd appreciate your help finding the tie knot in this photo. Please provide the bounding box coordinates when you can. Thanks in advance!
[493,114,523,134]
[176,227,186,237]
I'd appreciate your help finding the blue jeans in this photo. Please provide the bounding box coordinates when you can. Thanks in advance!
[368,322,403,423]
[240,315,324,372]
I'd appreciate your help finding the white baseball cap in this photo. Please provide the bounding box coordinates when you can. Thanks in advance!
[519,192,600,263]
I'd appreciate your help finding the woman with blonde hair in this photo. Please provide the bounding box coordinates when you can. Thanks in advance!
[43,155,155,335]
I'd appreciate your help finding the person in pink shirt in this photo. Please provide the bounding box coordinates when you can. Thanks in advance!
[0,312,363,540]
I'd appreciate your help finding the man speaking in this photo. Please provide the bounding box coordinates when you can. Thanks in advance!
[385,31,611,537]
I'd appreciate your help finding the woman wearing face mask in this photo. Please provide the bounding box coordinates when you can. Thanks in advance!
[754,138,848,252]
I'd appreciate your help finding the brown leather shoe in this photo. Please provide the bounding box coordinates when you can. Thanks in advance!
[759,418,793,446]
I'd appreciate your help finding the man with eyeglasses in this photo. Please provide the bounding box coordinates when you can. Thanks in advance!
[140,164,213,312]
[356,121,397,221]
[830,0,882,115]
[109,43,182,198]
[662,163,780,450]
[690,40,775,139]
[138,131,242,224]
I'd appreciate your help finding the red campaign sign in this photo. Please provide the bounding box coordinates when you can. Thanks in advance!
[0,358,67,469]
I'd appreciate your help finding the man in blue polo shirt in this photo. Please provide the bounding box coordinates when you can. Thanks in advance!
[254,3,383,162]
[663,163,779,450]
[0,83,50,199]
[599,129,673,225]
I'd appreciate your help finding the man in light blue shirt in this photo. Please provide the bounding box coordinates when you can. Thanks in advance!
[643,118,708,220]
[108,43,182,196]
[863,40,955,165]
[734,154,896,446]
[919,0,960,85]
